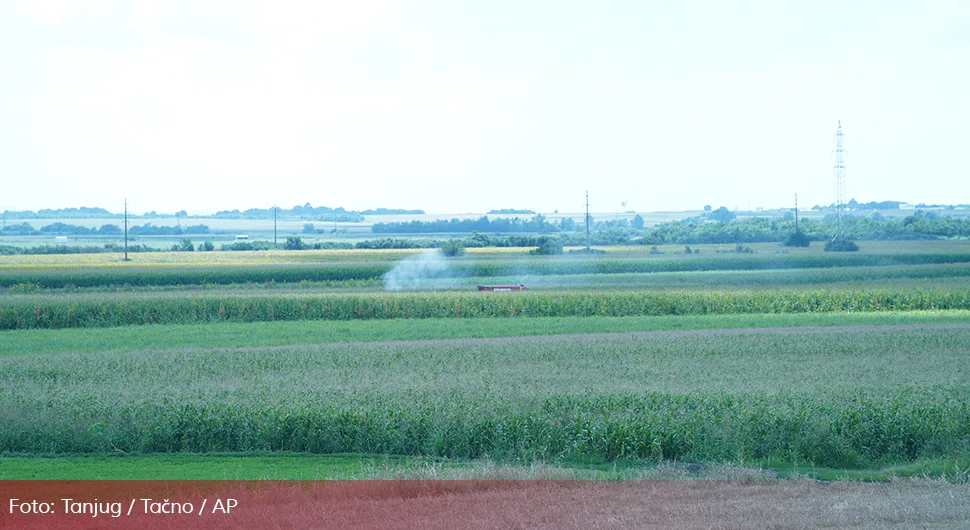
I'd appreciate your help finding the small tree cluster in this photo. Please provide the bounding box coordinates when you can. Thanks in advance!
[439,239,466,257]
[529,237,563,255]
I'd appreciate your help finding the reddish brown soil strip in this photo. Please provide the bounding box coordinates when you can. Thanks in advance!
[3,480,968,529]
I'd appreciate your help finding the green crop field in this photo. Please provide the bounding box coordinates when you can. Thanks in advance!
[1,241,969,482]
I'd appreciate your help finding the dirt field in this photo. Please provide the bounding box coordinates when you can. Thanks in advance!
[5,480,968,529]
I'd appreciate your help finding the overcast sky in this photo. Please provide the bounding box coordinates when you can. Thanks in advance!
[1,1,967,215]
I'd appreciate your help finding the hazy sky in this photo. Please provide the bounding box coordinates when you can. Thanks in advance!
[2,1,968,215]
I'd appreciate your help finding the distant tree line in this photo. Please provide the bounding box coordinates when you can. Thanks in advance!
[3,210,970,257]
[636,211,970,245]
[0,243,155,255]
[372,215,566,234]
[128,223,209,235]
[1,203,425,221]
[361,208,425,215]
[488,209,536,214]
[1,222,209,236]
[1,207,114,219]
[213,203,364,222]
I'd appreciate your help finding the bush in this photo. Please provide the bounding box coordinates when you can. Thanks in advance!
[439,239,465,257]
[529,238,563,255]
[199,241,215,252]
[783,231,812,247]
[220,241,274,251]
[310,241,354,250]
[567,247,607,255]
[824,239,860,252]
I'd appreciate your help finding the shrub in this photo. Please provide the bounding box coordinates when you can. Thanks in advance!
[530,238,563,255]
[783,231,811,247]
[284,236,305,251]
[439,239,465,257]
[824,239,860,252]
[175,238,194,252]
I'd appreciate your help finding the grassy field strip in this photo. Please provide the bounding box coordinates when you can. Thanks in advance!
[2,326,969,470]
[1,311,968,356]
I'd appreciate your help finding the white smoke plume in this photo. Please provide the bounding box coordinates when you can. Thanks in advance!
[382,249,462,291]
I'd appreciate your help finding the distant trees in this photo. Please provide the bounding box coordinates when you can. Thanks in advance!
[360,208,425,215]
[372,215,559,234]
[1,223,36,234]
[213,203,365,222]
[488,209,536,214]
[708,207,736,223]
[631,214,645,230]
[39,223,123,235]
[172,238,194,252]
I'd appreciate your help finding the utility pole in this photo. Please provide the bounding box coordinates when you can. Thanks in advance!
[833,120,846,241]
[794,193,799,233]
[585,190,591,251]
[123,199,130,261]
[273,205,277,246]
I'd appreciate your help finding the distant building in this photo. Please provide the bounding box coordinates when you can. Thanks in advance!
[899,203,916,210]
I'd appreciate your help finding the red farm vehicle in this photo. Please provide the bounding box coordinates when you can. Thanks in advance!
[477,284,527,292]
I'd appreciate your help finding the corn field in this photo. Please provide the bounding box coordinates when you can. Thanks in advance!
[3,288,970,330]
[1,327,968,469]
[4,252,970,288]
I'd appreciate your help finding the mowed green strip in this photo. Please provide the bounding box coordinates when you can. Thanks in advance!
[0,453,429,480]
[2,453,966,481]
[3,452,967,481]
[2,310,969,356]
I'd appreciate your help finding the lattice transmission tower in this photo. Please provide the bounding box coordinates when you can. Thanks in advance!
[832,120,847,241]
